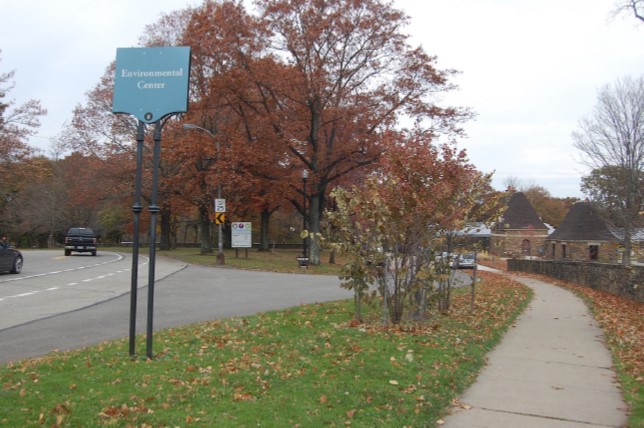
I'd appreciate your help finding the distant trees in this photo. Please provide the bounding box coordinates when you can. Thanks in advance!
[573,76,644,264]
[2,0,491,266]
[581,165,643,229]
[0,51,47,239]
[521,186,578,228]
[137,0,470,263]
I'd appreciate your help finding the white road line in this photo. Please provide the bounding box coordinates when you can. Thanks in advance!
[0,253,149,300]
[0,291,40,300]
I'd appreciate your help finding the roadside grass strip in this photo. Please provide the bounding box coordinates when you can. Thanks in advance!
[0,271,530,427]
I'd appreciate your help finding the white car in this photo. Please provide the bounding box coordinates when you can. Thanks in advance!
[457,253,476,269]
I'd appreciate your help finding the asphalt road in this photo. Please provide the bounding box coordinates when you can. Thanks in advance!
[0,250,352,364]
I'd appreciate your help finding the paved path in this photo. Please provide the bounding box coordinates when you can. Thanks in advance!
[441,272,628,427]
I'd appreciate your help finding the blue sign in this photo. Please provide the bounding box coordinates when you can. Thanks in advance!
[113,47,191,123]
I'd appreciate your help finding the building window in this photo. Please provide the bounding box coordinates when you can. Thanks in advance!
[589,245,599,260]
[551,243,556,258]
[562,244,567,259]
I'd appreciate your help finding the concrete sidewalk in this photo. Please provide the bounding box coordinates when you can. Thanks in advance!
[441,273,628,427]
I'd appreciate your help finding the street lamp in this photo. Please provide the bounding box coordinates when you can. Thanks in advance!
[183,123,225,265]
[302,169,308,262]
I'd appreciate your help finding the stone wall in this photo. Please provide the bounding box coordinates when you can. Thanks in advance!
[507,259,643,302]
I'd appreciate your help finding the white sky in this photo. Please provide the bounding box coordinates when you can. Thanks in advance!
[1,0,643,198]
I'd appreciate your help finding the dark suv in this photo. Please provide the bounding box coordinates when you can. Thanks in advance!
[64,227,98,256]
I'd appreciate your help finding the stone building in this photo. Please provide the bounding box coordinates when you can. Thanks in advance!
[490,192,550,257]
[546,201,643,263]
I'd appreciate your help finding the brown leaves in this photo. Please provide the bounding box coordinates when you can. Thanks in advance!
[98,402,149,419]
[233,386,255,401]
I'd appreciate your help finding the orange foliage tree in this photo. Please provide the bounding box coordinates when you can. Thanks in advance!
[178,1,294,252]
[180,0,472,263]
[328,132,502,323]
[256,0,472,264]
[59,0,474,261]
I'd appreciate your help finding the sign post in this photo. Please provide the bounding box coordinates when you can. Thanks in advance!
[113,46,191,359]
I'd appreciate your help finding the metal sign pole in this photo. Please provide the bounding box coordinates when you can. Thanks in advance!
[113,46,191,360]
[129,120,145,357]
[145,121,162,359]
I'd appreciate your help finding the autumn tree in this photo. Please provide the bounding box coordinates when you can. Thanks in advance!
[0,52,47,238]
[179,1,297,254]
[581,165,643,227]
[59,72,156,243]
[59,0,471,260]
[251,0,472,265]
[10,156,68,246]
[573,75,644,264]
[62,9,196,251]
[328,132,501,324]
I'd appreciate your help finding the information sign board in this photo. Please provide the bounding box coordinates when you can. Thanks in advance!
[113,46,191,123]
[231,222,252,248]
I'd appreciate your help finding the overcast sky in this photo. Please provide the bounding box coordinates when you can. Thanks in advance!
[2,0,643,198]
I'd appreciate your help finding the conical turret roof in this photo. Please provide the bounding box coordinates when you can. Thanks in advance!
[548,202,618,241]
[501,192,547,230]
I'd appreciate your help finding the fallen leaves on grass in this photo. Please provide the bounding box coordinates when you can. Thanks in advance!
[0,269,532,427]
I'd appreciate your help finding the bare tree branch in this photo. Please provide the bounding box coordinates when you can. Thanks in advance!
[612,0,644,23]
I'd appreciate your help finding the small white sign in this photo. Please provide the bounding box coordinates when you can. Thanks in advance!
[231,222,252,248]
[214,198,226,213]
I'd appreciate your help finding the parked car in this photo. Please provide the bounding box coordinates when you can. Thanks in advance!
[0,244,23,274]
[434,252,459,270]
[457,253,477,269]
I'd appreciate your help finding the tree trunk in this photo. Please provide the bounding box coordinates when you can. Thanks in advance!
[308,193,321,265]
[199,203,213,254]
[354,291,363,323]
[159,204,172,250]
[259,208,270,251]
[622,179,637,265]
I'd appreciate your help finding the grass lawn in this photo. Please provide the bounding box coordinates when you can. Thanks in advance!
[1,249,640,426]
[156,247,347,275]
[0,248,532,427]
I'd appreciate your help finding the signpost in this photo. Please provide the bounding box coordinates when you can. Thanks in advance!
[113,46,191,359]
